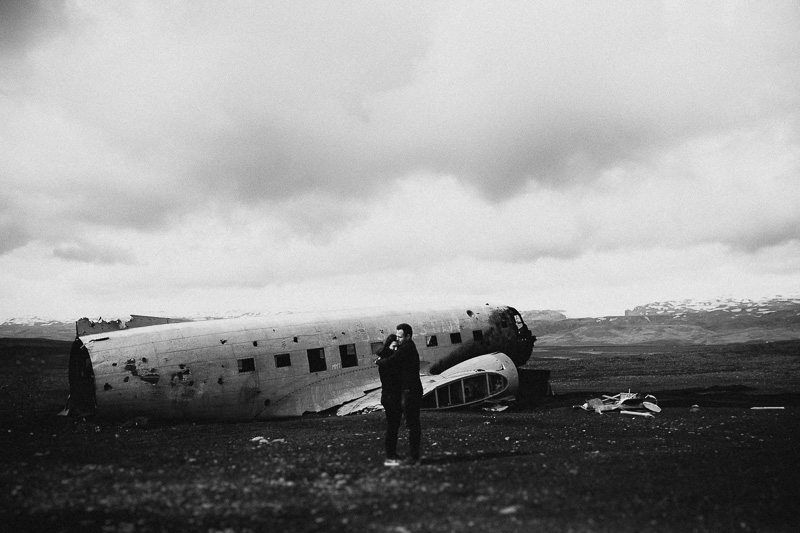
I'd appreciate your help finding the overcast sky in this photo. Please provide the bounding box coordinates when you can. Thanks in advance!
[1,0,799,321]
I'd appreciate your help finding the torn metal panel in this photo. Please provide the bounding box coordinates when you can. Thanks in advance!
[581,398,620,413]
[620,410,655,417]
[575,391,660,415]
[75,315,191,337]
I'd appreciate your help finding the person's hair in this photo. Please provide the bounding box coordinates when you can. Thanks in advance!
[378,333,397,358]
[396,323,413,338]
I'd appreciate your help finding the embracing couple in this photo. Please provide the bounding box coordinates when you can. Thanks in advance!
[375,323,423,466]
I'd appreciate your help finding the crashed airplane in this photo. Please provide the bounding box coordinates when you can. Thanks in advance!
[66,304,536,420]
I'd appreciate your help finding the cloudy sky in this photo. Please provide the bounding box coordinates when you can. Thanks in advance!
[1,0,799,321]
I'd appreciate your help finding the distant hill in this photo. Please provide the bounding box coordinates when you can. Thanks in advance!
[0,317,77,341]
[525,296,800,345]
[521,310,567,322]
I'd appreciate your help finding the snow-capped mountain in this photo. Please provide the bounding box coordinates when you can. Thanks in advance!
[525,295,800,345]
[1,315,72,326]
[0,316,78,340]
[625,295,800,318]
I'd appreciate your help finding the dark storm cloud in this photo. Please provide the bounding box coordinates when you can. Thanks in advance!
[53,242,136,265]
[0,191,34,253]
[70,186,186,233]
[182,1,433,204]
[181,1,800,206]
[724,216,800,254]
[191,120,321,201]
[0,0,67,56]
[0,218,29,255]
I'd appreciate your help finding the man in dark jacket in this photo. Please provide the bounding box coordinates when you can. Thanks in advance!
[375,323,423,466]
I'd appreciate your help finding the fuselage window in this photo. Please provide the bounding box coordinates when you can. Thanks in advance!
[449,382,464,405]
[472,329,484,342]
[339,344,358,368]
[426,335,438,347]
[237,357,256,373]
[307,348,327,373]
[489,373,507,394]
[370,341,384,355]
[436,387,451,408]
[274,353,291,368]
[450,332,462,344]
[464,375,488,402]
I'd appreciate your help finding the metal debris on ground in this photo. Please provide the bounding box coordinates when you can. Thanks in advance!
[574,391,660,416]
[250,436,287,445]
[619,410,654,418]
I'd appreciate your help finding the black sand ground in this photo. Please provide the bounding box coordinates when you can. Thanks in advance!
[1,338,799,532]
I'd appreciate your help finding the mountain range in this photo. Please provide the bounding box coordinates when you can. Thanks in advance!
[2,296,799,345]
[523,295,800,345]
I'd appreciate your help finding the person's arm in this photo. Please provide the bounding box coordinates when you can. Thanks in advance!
[376,343,409,368]
[374,339,399,363]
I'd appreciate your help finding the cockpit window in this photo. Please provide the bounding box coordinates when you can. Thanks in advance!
[489,373,507,394]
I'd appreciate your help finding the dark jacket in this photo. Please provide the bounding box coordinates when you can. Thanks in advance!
[377,344,402,398]
[376,339,423,394]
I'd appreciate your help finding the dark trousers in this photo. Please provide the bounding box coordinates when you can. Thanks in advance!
[382,389,422,459]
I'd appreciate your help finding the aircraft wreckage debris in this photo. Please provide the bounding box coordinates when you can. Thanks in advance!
[619,410,655,418]
[574,391,660,416]
[250,436,286,445]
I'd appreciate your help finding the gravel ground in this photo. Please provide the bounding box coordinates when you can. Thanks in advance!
[1,339,798,532]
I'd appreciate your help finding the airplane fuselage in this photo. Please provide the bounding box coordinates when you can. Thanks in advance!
[67,305,535,420]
